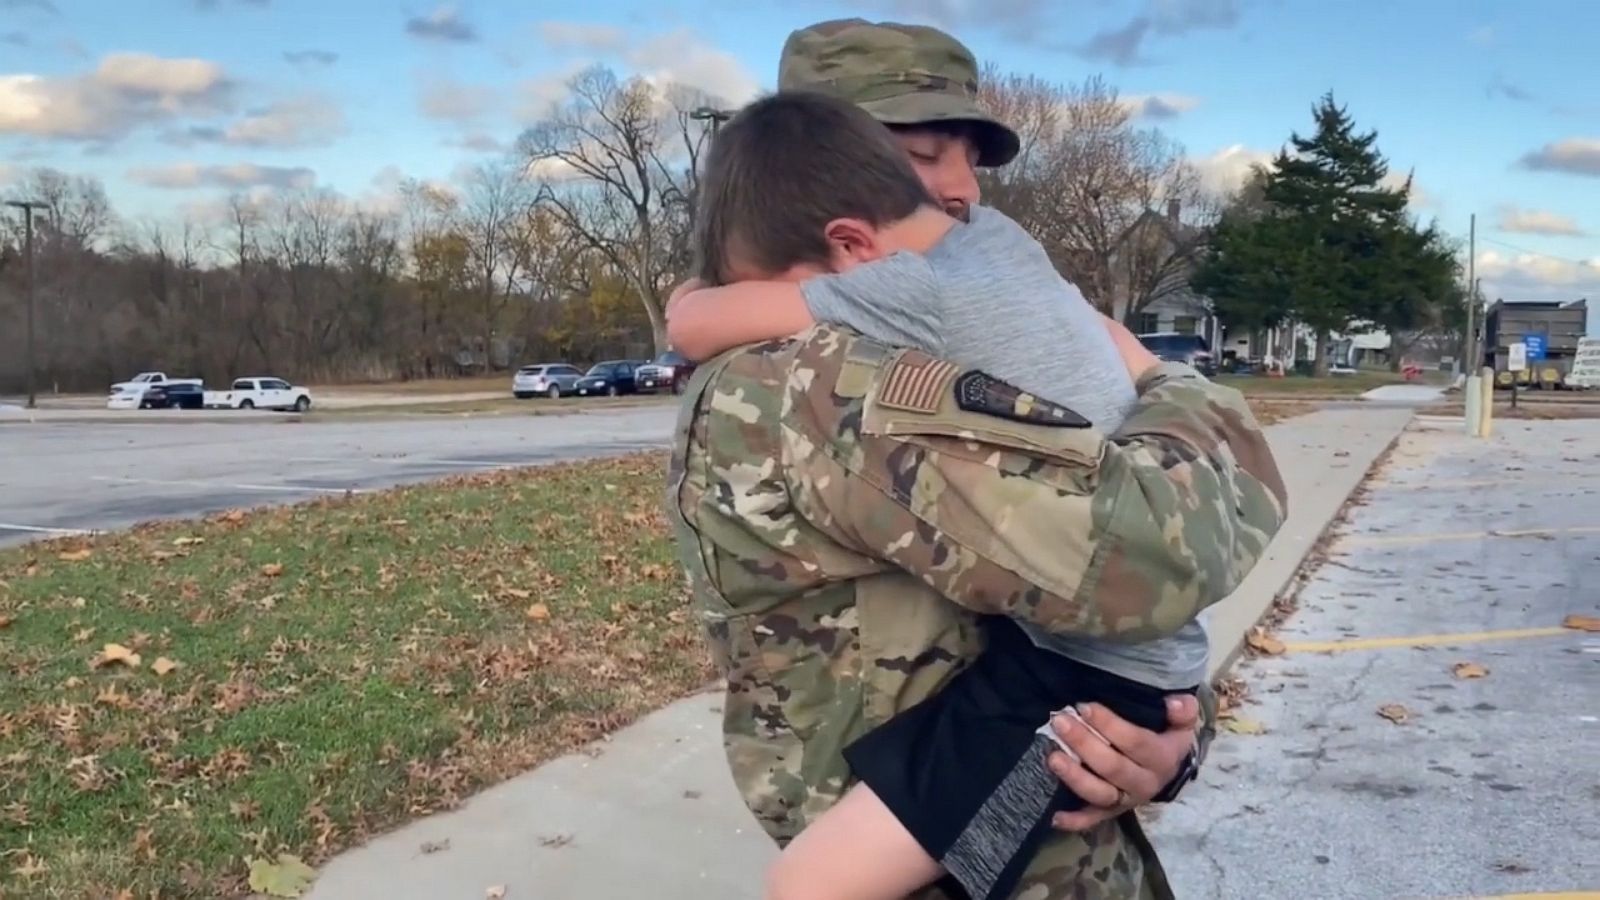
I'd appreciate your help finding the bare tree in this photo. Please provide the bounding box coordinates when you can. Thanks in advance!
[978,73,1213,322]
[518,65,716,353]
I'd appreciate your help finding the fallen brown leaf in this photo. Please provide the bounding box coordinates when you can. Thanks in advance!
[58,548,93,562]
[151,657,181,677]
[1451,662,1488,680]
[1562,614,1600,632]
[1222,717,1264,735]
[92,643,142,670]
[0,614,13,629]
[247,853,316,897]
[1377,704,1411,724]
[525,603,550,622]
[261,563,285,578]
[1245,629,1286,656]
[502,587,532,601]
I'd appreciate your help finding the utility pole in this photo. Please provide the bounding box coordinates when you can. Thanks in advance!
[5,199,47,410]
[1463,212,1476,373]
[689,106,732,137]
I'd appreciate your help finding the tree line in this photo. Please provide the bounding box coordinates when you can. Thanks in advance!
[1,64,1462,394]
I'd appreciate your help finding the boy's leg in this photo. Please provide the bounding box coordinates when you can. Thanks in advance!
[766,783,946,900]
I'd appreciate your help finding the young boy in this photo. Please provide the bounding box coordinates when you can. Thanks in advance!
[670,91,1215,900]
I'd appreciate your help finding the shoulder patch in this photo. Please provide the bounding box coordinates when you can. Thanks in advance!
[876,352,960,414]
[953,370,1093,428]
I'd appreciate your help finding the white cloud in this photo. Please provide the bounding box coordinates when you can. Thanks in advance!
[1120,92,1200,120]
[537,21,627,53]
[1518,137,1600,178]
[220,95,344,148]
[418,76,496,125]
[0,52,233,141]
[130,162,316,190]
[1476,249,1600,299]
[519,27,760,123]
[1496,205,1587,238]
[626,29,759,106]
[1190,144,1275,197]
[405,4,477,43]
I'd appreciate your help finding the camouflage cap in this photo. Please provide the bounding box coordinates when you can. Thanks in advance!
[778,18,1020,168]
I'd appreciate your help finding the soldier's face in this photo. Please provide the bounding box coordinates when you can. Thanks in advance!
[890,127,981,223]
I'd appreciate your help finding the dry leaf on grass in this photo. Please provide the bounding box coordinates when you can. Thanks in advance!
[0,614,13,630]
[1452,662,1488,679]
[247,854,316,898]
[1245,629,1286,656]
[1562,614,1600,632]
[173,536,205,547]
[58,549,93,562]
[1377,704,1411,724]
[92,643,142,669]
[151,657,180,676]
[260,563,285,578]
[525,603,550,622]
[1222,717,1265,735]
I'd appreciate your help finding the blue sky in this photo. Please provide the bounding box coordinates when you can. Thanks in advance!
[2,0,1597,303]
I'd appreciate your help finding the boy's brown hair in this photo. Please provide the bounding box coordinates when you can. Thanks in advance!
[693,90,934,285]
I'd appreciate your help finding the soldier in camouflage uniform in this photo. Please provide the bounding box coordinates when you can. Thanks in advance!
[667,321,1285,899]
[664,19,1279,899]
[774,16,1228,836]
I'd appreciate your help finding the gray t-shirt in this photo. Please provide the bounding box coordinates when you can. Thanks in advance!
[801,204,1208,690]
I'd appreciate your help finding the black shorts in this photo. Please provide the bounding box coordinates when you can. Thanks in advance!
[841,616,1197,900]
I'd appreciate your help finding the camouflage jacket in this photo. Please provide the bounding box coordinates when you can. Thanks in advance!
[665,325,1288,900]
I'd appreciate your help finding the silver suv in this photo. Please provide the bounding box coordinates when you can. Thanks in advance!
[512,363,584,399]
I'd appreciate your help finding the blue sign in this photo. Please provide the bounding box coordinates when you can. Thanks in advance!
[1525,333,1547,361]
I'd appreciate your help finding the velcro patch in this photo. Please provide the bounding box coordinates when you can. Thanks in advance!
[953,370,1092,428]
[877,353,960,414]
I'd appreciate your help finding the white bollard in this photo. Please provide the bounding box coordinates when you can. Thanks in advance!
[1464,375,1482,436]
[1478,367,1495,438]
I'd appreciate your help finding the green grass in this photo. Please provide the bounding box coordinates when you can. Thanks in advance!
[0,453,710,898]
[1215,370,1437,396]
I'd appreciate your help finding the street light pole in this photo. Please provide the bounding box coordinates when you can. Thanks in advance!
[689,106,732,137]
[5,199,47,410]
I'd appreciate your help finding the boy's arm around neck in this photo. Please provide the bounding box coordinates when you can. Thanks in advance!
[666,281,817,362]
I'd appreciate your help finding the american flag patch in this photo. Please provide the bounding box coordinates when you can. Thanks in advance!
[877,354,960,414]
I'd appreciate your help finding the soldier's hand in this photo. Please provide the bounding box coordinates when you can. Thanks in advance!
[1043,695,1201,831]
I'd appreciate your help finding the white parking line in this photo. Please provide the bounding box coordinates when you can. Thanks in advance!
[90,475,359,495]
[0,522,94,536]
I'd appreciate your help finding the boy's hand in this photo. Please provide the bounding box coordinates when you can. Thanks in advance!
[1102,316,1159,381]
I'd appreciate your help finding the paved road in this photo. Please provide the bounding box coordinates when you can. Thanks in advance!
[0,404,678,547]
[1149,415,1600,898]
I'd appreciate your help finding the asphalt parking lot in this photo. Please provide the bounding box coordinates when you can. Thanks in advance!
[0,404,678,547]
[1150,415,1600,898]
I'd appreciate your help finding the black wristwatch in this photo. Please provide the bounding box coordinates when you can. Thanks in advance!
[1151,739,1202,804]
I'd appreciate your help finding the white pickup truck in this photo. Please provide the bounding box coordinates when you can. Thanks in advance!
[107,371,202,409]
[204,377,314,412]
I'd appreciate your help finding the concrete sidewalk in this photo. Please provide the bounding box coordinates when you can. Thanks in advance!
[302,406,1417,900]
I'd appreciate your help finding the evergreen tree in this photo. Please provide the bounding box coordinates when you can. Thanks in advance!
[1195,93,1460,376]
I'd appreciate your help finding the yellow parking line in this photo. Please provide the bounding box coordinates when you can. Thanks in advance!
[1282,626,1572,653]
[1377,477,1582,491]
[1338,525,1600,547]
[1464,893,1600,899]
